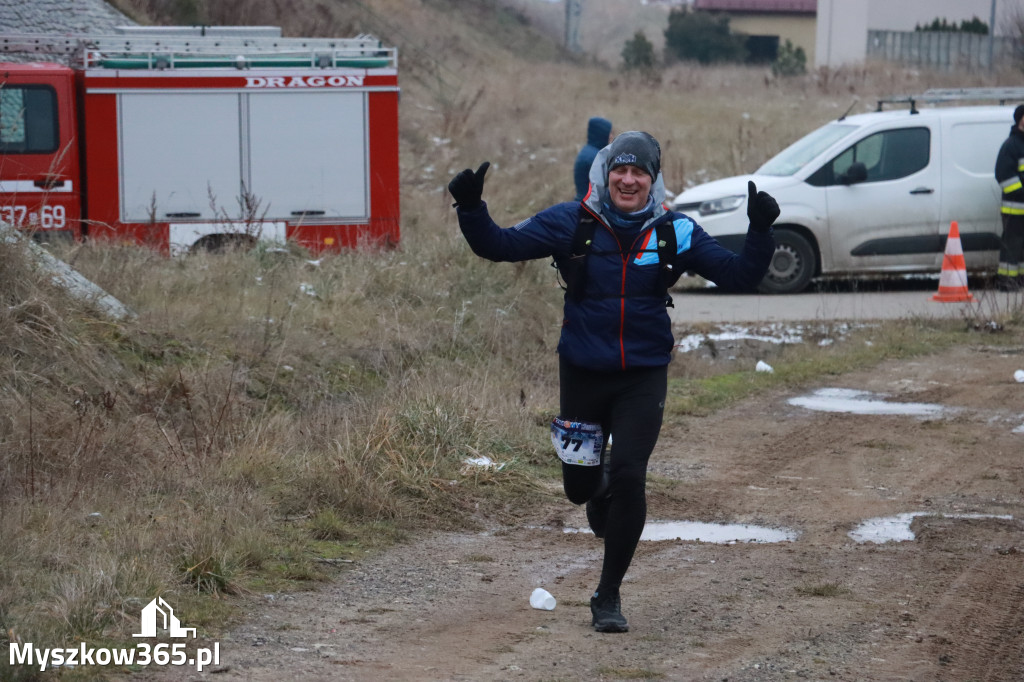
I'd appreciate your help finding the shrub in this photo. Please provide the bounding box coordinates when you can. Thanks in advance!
[772,39,807,77]
[622,31,656,72]
[664,8,746,65]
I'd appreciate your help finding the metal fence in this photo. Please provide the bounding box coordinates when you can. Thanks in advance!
[867,29,1019,71]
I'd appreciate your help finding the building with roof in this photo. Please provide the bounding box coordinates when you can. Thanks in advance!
[693,0,817,65]
[690,0,1024,69]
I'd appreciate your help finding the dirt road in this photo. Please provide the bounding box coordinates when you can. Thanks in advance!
[192,341,1024,682]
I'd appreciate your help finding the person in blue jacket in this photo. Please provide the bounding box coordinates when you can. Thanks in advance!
[448,131,779,633]
[574,117,613,201]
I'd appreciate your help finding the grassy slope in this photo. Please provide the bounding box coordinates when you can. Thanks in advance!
[2,0,1023,674]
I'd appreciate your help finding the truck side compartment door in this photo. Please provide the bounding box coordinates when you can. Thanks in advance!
[119,93,241,221]
[247,91,368,221]
[0,66,81,238]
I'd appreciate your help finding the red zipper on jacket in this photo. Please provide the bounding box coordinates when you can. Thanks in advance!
[618,230,649,369]
[582,206,654,370]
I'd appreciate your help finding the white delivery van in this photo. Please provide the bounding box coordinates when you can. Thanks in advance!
[671,88,1024,293]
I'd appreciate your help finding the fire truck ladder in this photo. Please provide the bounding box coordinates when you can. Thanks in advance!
[0,31,397,70]
[876,87,1024,113]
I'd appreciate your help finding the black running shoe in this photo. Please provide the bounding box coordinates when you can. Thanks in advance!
[591,590,629,633]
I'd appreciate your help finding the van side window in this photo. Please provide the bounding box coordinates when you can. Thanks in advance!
[807,127,930,187]
[0,85,58,154]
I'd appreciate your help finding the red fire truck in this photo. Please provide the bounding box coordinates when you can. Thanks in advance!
[0,28,399,253]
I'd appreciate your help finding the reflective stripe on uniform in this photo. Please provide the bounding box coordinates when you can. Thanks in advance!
[998,262,1021,276]
[1001,176,1022,193]
[1001,200,1024,214]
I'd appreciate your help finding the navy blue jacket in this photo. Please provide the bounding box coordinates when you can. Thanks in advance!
[458,149,773,371]
[574,117,612,201]
[995,125,1024,215]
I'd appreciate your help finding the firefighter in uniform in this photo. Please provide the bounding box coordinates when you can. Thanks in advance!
[994,104,1024,290]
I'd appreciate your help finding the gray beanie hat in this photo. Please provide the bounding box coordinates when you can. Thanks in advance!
[607,131,661,179]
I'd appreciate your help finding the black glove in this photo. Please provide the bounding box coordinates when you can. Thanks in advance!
[448,161,490,210]
[747,180,780,233]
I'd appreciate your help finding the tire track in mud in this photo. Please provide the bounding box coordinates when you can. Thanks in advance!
[921,555,1024,681]
[868,520,1024,682]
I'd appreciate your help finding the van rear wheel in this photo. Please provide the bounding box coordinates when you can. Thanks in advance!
[759,229,816,294]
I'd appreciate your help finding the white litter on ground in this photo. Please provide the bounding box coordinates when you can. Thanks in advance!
[755,360,774,373]
[849,512,1015,544]
[463,455,506,471]
[529,587,556,610]
[788,388,946,417]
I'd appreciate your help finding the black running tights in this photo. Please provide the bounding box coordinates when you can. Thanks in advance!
[558,356,667,594]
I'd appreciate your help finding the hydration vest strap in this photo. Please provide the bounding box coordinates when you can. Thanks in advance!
[564,213,598,303]
[654,220,679,308]
[557,209,680,307]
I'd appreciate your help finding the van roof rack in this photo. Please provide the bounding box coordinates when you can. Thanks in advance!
[876,87,1024,114]
[0,30,397,70]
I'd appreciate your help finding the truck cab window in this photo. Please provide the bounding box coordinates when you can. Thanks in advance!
[807,127,930,187]
[0,86,58,154]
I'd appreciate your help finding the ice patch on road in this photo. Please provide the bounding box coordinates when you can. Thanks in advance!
[675,322,867,354]
[565,521,798,544]
[676,324,804,353]
[849,512,1015,543]
[788,388,946,417]
[790,389,1024,433]
[641,521,798,543]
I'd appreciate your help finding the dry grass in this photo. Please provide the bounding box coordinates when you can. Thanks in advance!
[3,0,1024,667]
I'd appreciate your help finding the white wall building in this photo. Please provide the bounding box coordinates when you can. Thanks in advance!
[816,0,1024,67]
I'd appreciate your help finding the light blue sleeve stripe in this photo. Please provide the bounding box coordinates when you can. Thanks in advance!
[674,218,694,253]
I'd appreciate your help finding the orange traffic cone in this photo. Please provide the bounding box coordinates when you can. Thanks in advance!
[932,221,973,302]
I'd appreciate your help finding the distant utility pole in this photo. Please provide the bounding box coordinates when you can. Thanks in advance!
[989,0,996,70]
[565,0,582,53]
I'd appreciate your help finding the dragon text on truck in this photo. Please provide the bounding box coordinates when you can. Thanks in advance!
[0,27,400,253]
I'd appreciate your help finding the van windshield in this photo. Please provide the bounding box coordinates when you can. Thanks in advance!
[756,123,856,176]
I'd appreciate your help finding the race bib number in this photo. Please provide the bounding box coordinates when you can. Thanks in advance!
[550,417,603,466]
